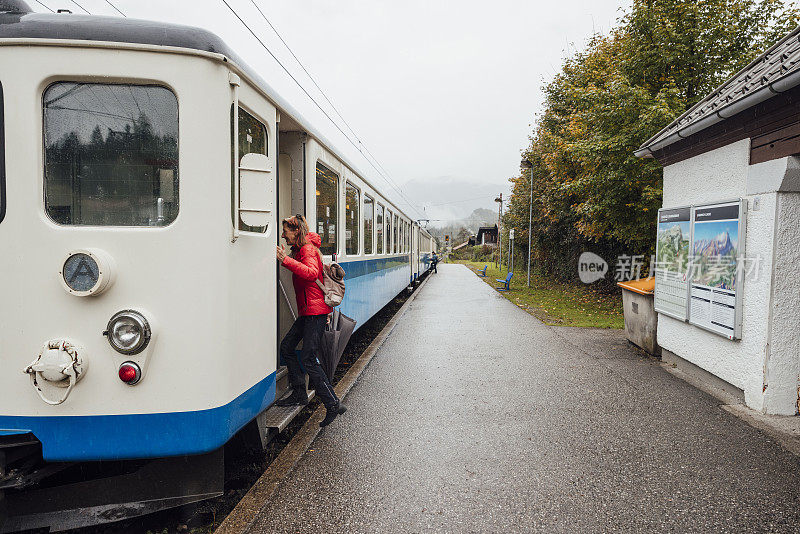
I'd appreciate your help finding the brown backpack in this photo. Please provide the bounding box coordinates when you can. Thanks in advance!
[315,251,346,307]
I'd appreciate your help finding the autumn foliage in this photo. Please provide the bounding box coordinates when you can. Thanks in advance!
[505,0,799,282]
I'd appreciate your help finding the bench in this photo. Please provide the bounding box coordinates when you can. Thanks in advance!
[496,272,512,291]
[478,265,488,277]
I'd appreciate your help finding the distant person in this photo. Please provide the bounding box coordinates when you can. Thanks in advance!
[431,251,439,273]
[275,214,346,427]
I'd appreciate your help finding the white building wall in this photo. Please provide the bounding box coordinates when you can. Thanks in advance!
[662,139,751,207]
[659,139,800,415]
[763,192,800,412]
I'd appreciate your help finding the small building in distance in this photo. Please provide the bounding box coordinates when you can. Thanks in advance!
[476,225,498,245]
[636,26,800,415]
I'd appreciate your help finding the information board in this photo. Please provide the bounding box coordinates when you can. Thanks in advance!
[688,200,746,340]
[654,207,692,320]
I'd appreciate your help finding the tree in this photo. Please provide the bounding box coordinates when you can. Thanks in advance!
[508,0,800,282]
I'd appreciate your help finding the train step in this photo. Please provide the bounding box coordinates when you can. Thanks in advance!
[260,389,316,433]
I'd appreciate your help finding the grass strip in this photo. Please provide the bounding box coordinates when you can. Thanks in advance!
[457,260,623,329]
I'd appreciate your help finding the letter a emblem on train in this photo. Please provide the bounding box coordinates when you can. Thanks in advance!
[69,258,97,284]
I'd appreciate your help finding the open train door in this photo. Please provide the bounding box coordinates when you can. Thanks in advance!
[413,223,420,280]
[276,132,306,342]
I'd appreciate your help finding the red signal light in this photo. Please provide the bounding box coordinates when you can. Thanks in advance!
[118,362,141,385]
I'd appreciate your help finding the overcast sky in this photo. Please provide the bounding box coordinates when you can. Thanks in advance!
[34,0,629,223]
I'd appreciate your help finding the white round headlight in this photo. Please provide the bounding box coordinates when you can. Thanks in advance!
[106,310,151,355]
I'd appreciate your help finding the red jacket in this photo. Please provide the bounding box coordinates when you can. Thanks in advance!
[281,232,333,317]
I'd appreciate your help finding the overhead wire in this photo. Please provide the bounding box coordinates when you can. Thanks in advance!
[128,86,143,116]
[34,0,54,12]
[222,0,424,218]
[247,0,413,213]
[70,0,90,14]
[104,0,126,17]
[48,105,139,123]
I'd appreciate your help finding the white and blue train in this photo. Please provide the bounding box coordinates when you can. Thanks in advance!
[0,2,436,530]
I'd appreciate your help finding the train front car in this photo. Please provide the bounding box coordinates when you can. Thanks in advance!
[0,5,279,531]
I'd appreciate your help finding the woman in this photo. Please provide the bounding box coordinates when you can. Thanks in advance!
[275,214,346,427]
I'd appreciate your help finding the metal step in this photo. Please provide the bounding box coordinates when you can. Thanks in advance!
[275,365,290,401]
[276,365,288,381]
[260,390,316,433]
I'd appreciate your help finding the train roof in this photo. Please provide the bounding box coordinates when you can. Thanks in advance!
[0,1,421,224]
[0,3,238,57]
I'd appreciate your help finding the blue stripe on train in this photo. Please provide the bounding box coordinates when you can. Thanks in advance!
[338,254,411,329]
[0,255,432,461]
[0,372,276,461]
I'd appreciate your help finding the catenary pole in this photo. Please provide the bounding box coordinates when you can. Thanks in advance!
[495,193,503,271]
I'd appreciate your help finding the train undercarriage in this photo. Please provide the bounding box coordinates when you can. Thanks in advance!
[0,432,224,533]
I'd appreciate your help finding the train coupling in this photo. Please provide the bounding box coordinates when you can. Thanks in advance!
[23,340,88,405]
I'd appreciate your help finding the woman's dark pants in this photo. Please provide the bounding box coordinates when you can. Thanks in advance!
[279,314,339,409]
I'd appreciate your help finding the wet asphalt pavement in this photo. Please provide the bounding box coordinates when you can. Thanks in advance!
[246,264,800,533]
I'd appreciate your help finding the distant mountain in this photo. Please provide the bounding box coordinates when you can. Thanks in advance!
[400,176,508,226]
[463,208,498,229]
[694,231,735,257]
[425,208,498,246]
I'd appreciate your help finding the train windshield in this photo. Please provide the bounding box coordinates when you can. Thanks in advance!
[43,83,179,226]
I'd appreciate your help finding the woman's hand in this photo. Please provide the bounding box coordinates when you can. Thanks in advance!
[276,245,287,262]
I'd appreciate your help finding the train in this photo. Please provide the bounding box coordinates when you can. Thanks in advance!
[0,2,436,531]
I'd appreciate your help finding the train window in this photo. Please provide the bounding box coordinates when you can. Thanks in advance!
[394,214,399,253]
[345,182,359,255]
[44,83,178,226]
[316,162,338,255]
[234,107,268,233]
[376,203,384,254]
[238,108,267,158]
[363,195,374,254]
[386,210,393,254]
[0,81,4,225]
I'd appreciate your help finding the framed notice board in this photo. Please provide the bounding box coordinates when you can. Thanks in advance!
[654,206,692,320]
[687,200,747,340]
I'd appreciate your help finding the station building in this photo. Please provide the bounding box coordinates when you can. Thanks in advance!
[636,26,800,415]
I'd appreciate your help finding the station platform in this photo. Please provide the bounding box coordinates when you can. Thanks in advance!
[242,264,800,532]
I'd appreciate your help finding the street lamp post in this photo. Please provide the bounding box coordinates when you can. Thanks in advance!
[521,158,533,288]
[495,193,503,271]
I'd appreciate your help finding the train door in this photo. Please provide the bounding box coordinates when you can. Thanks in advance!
[230,95,279,392]
[412,225,419,278]
[277,132,306,342]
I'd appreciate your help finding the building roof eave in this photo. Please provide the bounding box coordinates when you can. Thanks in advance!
[636,25,800,158]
